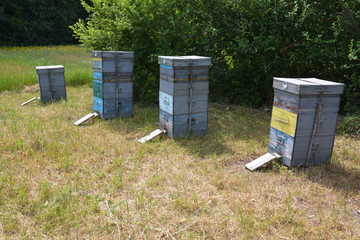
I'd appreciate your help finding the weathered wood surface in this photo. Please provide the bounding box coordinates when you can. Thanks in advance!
[38,88,67,103]
[93,80,103,99]
[270,106,298,137]
[245,153,282,171]
[93,96,103,115]
[92,51,134,75]
[93,96,133,119]
[102,82,133,99]
[268,127,337,168]
[21,97,40,106]
[92,51,134,59]
[160,65,209,81]
[138,129,167,144]
[159,110,208,138]
[36,65,67,103]
[93,70,133,81]
[273,77,344,95]
[92,59,133,73]
[36,65,64,73]
[159,91,208,115]
[274,89,342,114]
[296,112,338,137]
[268,127,294,165]
[158,55,211,138]
[160,80,209,96]
[158,56,211,67]
[92,51,134,120]
[73,112,99,126]
[268,77,344,167]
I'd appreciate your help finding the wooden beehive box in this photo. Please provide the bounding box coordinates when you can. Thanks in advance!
[91,51,134,119]
[158,56,211,138]
[36,65,66,103]
[268,77,344,167]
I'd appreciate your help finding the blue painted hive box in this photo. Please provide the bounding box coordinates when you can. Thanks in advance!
[91,51,134,119]
[158,56,211,138]
[36,65,66,103]
[268,77,344,167]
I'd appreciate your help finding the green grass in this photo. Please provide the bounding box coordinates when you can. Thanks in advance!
[0,46,92,92]
[0,46,359,239]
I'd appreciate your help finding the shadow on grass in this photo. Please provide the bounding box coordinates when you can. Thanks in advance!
[261,159,360,195]
[176,103,271,158]
[102,104,160,135]
[101,103,272,158]
[296,162,360,195]
[175,133,234,159]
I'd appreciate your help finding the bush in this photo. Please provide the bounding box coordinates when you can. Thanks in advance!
[340,113,360,135]
[71,0,360,112]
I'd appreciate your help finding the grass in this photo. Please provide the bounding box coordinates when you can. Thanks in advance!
[0,46,359,239]
[0,86,359,239]
[0,46,92,92]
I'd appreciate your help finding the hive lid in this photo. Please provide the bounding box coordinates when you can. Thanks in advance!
[36,65,64,73]
[273,77,345,95]
[92,51,134,59]
[158,56,211,67]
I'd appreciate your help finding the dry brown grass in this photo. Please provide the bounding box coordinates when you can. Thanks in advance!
[0,86,359,239]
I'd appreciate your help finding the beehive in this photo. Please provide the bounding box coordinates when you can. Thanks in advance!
[268,77,344,167]
[36,65,66,103]
[92,51,134,119]
[158,56,211,138]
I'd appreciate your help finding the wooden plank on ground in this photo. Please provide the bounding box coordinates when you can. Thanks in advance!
[21,97,40,106]
[138,129,167,143]
[74,112,99,126]
[245,153,282,171]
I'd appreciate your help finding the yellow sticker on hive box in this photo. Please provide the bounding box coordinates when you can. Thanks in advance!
[92,57,102,62]
[271,106,297,137]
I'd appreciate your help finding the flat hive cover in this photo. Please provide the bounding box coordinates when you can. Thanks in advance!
[273,77,344,95]
[36,65,64,70]
[158,55,211,67]
[92,51,134,58]
[159,56,211,60]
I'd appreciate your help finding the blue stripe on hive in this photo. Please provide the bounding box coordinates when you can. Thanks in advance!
[160,64,173,70]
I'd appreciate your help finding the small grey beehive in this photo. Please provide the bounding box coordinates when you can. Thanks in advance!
[92,51,134,119]
[36,65,66,103]
[158,56,211,138]
[268,77,344,167]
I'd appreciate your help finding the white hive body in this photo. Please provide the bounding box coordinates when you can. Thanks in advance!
[268,77,344,167]
[158,56,211,138]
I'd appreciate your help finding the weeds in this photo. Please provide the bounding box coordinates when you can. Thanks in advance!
[340,112,360,135]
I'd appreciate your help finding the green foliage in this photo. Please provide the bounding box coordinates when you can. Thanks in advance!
[340,113,360,135]
[0,0,89,46]
[72,0,360,112]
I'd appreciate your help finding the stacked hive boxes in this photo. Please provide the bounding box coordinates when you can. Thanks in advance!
[268,77,344,167]
[36,65,66,103]
[158,56,211,138]
[92,51,134,119]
